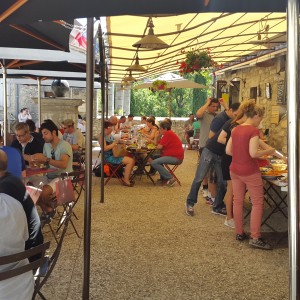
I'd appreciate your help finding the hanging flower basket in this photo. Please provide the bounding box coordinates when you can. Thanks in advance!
[152,80,168,91]
[178,48,222,75]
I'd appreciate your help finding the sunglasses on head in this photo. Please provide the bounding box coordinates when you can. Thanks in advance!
[51,149,55,160]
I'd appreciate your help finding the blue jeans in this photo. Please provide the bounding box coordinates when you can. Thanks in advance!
[151,156,182,180]
[186,147,226,210]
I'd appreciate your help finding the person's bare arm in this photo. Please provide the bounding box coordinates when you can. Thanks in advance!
[31,153,70,169]
[217,130,228,145]
[225,137,232,156]
[249,136,275,158]
[196,97,212,118]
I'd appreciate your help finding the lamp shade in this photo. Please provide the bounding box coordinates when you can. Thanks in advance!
[132,34,169,50]
[132,18,169,50]
[126,56,147,72]
[123,72,136,82]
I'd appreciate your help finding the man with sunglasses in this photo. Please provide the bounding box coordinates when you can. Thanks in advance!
[29,120,73,223]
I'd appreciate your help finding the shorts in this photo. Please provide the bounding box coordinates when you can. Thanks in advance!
[221,154,232,181]
[185,130,194,138]
[25,175,59,193]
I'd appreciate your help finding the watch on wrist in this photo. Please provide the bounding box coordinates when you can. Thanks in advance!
[46,157,50,164]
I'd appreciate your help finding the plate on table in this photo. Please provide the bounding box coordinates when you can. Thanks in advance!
[262,175,279,180]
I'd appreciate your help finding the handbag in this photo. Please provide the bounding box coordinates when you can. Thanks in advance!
[26,185,42,204]
[55,177,75,205]
[112,143,127,157]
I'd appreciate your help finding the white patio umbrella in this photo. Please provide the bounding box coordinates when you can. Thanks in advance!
[133,72,209,117]
[133,73,208,89]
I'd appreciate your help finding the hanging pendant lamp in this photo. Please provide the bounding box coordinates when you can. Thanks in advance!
[123,71,136,82]
[133,17,169,50]
[126,55,147,72]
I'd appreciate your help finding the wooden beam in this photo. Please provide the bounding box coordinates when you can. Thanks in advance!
[0,0,28,22]
[10,24,66,51]
[9,60,41,68]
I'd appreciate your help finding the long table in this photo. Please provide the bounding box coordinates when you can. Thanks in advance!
[244,176,288,232]
[261,177,288,231]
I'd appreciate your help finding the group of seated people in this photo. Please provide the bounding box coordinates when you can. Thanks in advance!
[0,116,86,298]
[2,117,85,222]
[99,114,184,187]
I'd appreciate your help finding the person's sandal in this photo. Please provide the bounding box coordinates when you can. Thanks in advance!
[123,181,134,187]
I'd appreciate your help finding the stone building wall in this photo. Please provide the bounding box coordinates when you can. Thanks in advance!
[217,55,287,154]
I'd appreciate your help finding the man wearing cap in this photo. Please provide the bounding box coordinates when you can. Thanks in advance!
[30,121,73,222]
[62,119,85,151]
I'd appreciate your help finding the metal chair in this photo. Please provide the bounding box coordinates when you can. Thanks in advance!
[163,163,182,186]
[55,170,85,238]
[0,241,50,281]
[33,205,73,300]
[104,163,125,185]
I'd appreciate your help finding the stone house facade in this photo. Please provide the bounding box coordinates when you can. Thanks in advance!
[215,54,287,154]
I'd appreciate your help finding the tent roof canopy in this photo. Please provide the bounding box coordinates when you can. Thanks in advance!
[105,12,287,83]
[0,0,288,24]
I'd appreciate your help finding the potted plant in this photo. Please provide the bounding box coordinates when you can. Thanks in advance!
[178,48,222,75]
[152,80,168,91]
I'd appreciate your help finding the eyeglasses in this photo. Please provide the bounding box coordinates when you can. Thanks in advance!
[16,132,27,138]
[51,149,55,160]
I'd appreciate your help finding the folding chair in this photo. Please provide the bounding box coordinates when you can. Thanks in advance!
[104,163,125,185]
[0,241,50,281]
[33,205,72,300]
[73,148,85,171]
[55,170,85,238]
[163,162,182,186]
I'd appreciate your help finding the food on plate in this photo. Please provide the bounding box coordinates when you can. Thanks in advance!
[147,143,156,149]
[259,167,271,173]
[272,163,287,171]
[263,169,287,176]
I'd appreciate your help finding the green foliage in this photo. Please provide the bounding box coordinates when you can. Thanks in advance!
[130,72,213,117]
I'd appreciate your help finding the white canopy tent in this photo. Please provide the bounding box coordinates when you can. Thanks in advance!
[133,73,208,89]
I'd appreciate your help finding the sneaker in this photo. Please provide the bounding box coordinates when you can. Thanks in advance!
[249,238,272,250]
[205,197,214,206]
[166,178,176,187]
[236,233,249,241]
[40,209,56,224]
[212,208,227,216]
[156,178,168,185]
[202,189,208,198]
[224,218,235,228]
[186,205,194,217]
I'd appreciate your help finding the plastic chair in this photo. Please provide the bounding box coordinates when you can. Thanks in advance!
[163,163,182,186]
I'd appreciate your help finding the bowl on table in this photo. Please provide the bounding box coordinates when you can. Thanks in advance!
[272,163,287,171]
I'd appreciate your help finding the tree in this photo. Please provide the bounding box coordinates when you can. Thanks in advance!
[130,71,212,117]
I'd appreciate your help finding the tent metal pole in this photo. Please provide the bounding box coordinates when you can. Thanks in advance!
[98,22,106,204]
[287,0,299,298]
[82,17,94,300]
[2,66,7,145]
[37,77,41,128]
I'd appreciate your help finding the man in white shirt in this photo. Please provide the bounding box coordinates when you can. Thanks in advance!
[62,119,85,151]
[0,193,34,300]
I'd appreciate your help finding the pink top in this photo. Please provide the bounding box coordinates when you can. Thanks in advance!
[230,125,260,176]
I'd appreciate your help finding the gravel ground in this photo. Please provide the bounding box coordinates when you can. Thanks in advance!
[38,149,289,300]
